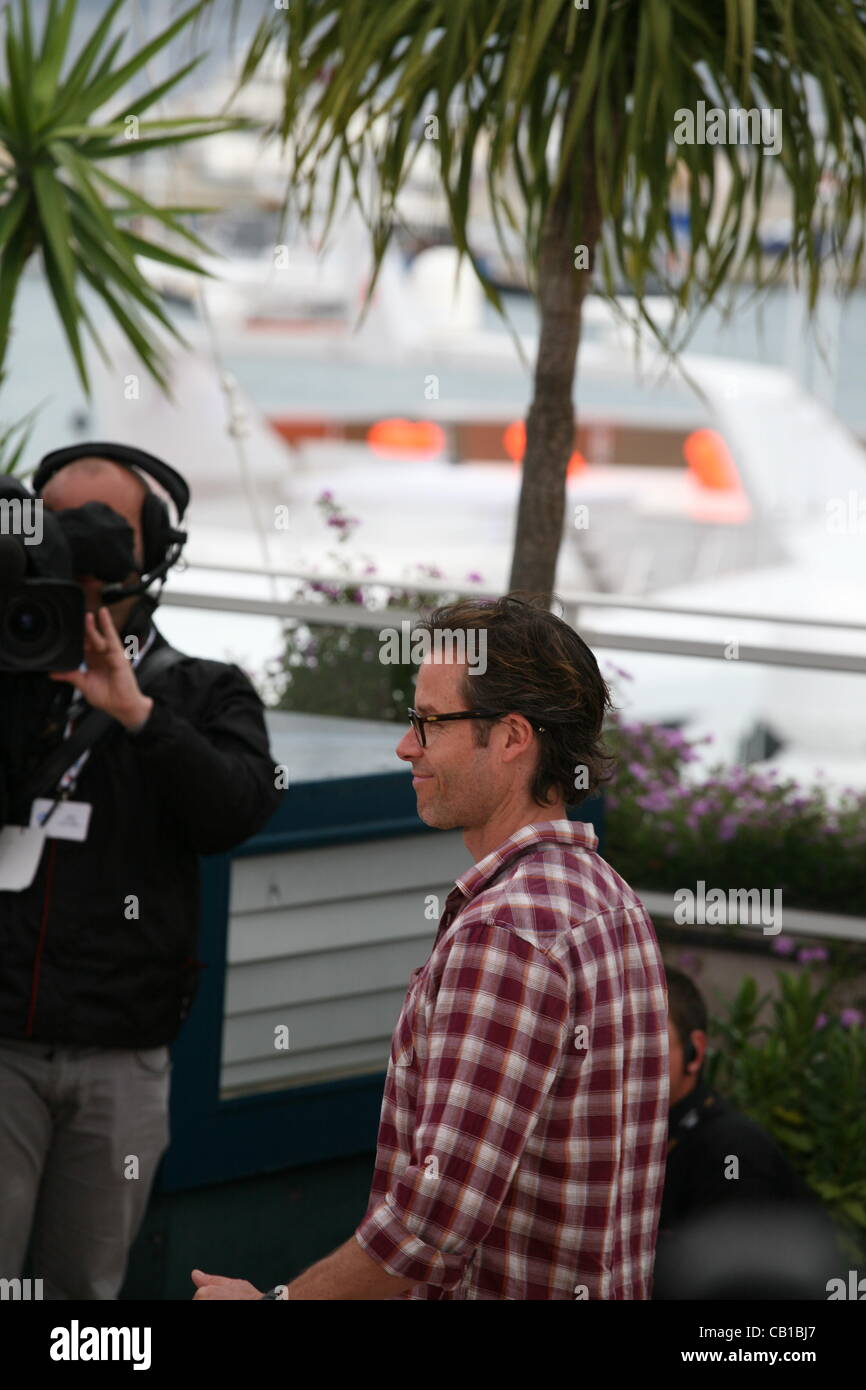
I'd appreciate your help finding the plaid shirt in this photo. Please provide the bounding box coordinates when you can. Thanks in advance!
[354,818,670,1300]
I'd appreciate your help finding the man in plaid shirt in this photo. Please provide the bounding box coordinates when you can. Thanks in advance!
[194,595,669,1301]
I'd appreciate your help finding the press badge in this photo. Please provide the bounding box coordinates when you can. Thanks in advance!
[29,798,93,842]
[0,826,47,891]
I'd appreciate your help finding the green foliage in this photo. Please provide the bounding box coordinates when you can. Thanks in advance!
[0,403,39,475]
[705,970,866,1261]
[603,711,866,916]
[233,0,866,339]
[273,621,418,723]
[0,0,247,394]
[260,491,490,719]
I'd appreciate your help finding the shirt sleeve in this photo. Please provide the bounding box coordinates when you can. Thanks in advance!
[355,918,572,1290]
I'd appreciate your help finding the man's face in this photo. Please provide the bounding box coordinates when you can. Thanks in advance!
[41,463,146,633]
[396,657,505,831]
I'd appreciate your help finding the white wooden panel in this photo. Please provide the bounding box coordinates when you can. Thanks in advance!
[219,830,470,1095]
[225,935,430,1013]
[221,1040,391,1096]
[221,989,407,1063]
[228,830,468,913]
[227,889,442,964]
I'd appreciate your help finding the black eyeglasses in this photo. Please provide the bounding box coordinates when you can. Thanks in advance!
[407,707,546,748]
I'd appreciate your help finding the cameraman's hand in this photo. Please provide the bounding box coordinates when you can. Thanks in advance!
[49,606,154,731]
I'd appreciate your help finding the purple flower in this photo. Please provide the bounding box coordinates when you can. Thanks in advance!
[636,790,674,812]
[814,1013,828,1030]
[364,563,378,575]
[627,762,650,782]
[772,936,797,956]
[466,571,483,583]
[798,947,829,964]
[840,1008,864,1028]
[317,489,333,503]
[719,814,739,841]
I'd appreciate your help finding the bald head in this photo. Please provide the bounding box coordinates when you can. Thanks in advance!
[41,457,149,571]
[40,456,153,632]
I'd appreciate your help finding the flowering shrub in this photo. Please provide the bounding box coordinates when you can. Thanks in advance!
[704,970,866,1261]
[262,491,490,719]
[603,703,866,917]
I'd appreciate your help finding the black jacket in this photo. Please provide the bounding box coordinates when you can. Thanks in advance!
[0,614,283,1048]
[653,1077,839,1298]
[658,1077,817,1232]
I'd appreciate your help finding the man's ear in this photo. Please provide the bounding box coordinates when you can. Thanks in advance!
[686,1030,708,1071]
[501,712,538,751]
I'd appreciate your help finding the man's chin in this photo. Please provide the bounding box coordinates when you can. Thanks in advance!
[415,799,462,831]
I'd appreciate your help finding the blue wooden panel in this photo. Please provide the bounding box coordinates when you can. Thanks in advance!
[158,775,605,1192]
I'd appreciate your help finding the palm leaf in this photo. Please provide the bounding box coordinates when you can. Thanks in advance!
[0,187,29,255]
[33,0,77,114]
[0,0,239,395]
[40,237,89,392]
[78,258,171,395]
[4,5,33,147]
[76,1,208,117]
[49,0,126,123]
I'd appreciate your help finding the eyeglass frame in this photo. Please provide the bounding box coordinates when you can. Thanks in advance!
[407,706,546,748]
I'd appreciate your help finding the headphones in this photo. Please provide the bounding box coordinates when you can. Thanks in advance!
[32,442,189,604]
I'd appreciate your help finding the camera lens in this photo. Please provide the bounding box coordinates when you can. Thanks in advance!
[0,580,83,673]
[3,595,55,650]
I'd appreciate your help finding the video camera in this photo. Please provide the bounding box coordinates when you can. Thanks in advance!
[0,475,139,673]
[0,443,190,834]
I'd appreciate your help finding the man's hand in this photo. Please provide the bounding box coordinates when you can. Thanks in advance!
[191,1269,265,1301]
[49,606,154,730]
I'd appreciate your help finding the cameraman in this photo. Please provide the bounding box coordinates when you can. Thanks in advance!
[0,448,283,1299]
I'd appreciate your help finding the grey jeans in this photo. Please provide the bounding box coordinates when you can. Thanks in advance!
[0,1038,171,1300]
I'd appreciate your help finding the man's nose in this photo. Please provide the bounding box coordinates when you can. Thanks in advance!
[396,728,421,761]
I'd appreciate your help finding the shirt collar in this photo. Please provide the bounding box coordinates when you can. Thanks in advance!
[454,817,599,907]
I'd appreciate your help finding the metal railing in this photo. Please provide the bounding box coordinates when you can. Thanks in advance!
[160,563,866,940]
[162,562,866,675]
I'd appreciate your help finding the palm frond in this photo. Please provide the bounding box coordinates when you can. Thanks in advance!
[0,0,251,395]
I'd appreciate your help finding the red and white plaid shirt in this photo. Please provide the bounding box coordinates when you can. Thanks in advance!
[355,817,670,1299]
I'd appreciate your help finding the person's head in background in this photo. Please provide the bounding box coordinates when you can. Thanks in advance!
[666,966,709,1107]
[40,456,149,634]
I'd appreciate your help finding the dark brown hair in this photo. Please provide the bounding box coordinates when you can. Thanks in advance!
[415,593,615,808]
[665,966,708,1050]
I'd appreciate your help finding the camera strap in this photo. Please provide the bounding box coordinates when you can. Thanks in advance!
[18,643,187,805]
